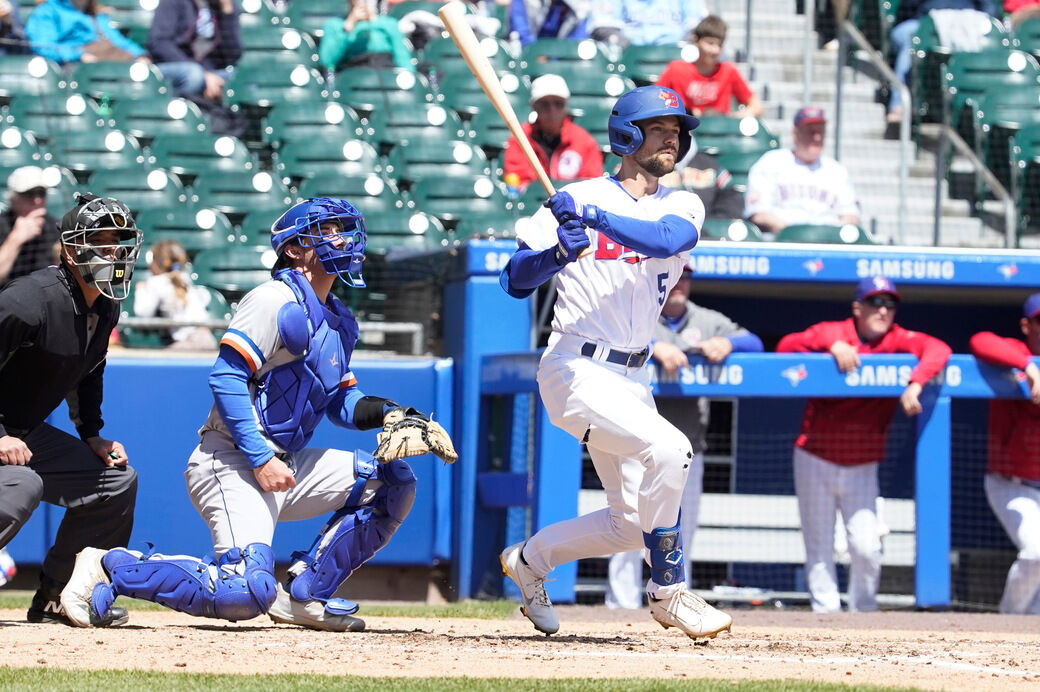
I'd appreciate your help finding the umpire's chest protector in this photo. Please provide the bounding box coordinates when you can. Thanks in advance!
[254,269,359,452]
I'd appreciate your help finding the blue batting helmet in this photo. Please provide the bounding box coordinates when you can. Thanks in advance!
[271,197,367,288]
[607,86,700,160]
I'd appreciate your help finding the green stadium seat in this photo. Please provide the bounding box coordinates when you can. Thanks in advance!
[466,106,514,154]
[47,126,146,179]
[6,93,105,141]
[86,167,189,216]
[191,170,293,223]
[421,36,517,82]
[261,100,366,147]
[109,96,207,144]
[521,38,613,76]
[436,71,529,118]
[774,224,878,244]
[148,132,258,181]
[0,126,47,169]
[0,55,67,104]
[285,0,346,38]
[571,104,612,152]
[238,24,319,65]
[274,137,381,187]
[362,209,453,256]
[239,0,283,30]
[942,50,1040,135]
[297,173,409,217]
[715,149,770,190]
[134,207,236,254]
[190,245,278,301]
[384,138,490,185]
[694,116,780,157]
[618,44,698,85]
[409,174,514,226]
[98,0,155,50]
[225,54,327,109]
[700,218,765,242]
[1016,16,1040,61]
[71,60,168,103]
[455,212,520,240]
[333,68,436,113]
[42,166,79,218]
[1009,123,1040,233]
[365,103,468,147]
[967,89,1040,191]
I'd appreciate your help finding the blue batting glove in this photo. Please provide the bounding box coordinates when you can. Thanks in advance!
[581,204,604,230]
[544,191,581,224]
[555,218,590,264]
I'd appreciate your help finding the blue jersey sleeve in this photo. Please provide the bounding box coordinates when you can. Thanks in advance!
[209,346,273,468]
[500,241,565,299]
[327,384,367,430]
[583,208,699,258]
[727,332,764,353]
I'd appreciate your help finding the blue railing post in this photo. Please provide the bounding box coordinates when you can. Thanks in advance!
[914,394,952,608]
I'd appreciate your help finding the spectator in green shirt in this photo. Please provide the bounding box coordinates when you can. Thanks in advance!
[319,0,415,72]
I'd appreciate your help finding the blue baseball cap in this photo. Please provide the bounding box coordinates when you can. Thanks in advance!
[794,106,826,128]
[855,276,900,302]
[1023,293,1040,318]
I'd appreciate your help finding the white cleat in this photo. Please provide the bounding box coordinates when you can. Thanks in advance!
[268,585,365,632]
[500,541,559,635]
[60,547,120,628]
[649,587,732,640]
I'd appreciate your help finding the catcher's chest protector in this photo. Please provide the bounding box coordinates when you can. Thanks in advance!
[255,269,359,452]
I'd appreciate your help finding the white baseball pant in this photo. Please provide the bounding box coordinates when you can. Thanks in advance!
[522,335,693,598]
[793,446,881,613]
[984,473,1040,614]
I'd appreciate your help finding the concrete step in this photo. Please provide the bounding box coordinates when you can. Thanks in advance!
[726,31,816,55]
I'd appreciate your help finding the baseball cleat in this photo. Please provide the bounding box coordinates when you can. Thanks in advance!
[500,541,559,635]
[649,587,732,640]
[59,547,127,628]
[268,584,365,632]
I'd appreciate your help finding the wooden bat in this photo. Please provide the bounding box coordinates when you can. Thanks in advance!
[437,2,593,257]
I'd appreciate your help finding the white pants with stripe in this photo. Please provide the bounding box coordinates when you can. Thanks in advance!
[984,473,1040,614]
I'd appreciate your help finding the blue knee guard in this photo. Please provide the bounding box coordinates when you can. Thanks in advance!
[102,543,278,621]
[644,523,684,587]
[288,455,416,611]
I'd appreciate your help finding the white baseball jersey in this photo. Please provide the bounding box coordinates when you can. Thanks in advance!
[743,149,859,226]
[516,176,704,350]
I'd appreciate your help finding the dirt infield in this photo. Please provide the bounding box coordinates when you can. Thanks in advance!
[2,606,1039,690]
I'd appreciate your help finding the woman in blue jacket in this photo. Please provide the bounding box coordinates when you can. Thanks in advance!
[25,0,144,65]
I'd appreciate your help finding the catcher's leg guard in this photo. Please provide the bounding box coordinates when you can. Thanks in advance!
[100,543,277,621]
[288,455,416,611]
[644,522,684,590]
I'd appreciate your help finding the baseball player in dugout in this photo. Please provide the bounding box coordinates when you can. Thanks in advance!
[777,277,951,613]
[498,85,733,640]
[606,266,763,609]
[60,197,457,631]
[968,294,1040,614]
[0,193,141,626]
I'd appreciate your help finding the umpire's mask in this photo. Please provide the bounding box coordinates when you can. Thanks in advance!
[60,193,142,301]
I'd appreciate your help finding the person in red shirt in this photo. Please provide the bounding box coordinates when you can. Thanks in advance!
[968,294,1040,614]
[502,74,604,190]
[777,276,951,613]
[655,15,762,118]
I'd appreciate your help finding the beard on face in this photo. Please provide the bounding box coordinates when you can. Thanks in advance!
[636,149,677,177]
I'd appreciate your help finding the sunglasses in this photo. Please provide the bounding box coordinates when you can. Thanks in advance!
[863,295,898,310]
[17,187,48,199]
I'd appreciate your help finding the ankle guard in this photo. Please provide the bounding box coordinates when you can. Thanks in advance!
[643,523,684,587]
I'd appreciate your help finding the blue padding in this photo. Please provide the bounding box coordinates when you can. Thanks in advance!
[277,302,309,356]
[643,523,684,587]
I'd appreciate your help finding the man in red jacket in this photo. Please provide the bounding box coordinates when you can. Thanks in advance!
[777,276,951,612]
[969,294,1040,614]
[503,74,604,190]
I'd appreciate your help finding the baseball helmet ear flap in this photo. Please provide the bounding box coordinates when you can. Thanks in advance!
[608,86,700,160]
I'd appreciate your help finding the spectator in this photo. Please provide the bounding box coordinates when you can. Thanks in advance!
[132,239,217,350]
[656,15,763,119]
[503,74,603,190]
[319,0,415,72]
[148,0,241,103]
[0,0,30,55]
[1006,0,1040,29]
[968,294,1040,614]
[886,0,998,123]
[587,0,705,47]
[509,0,588,47]
[605,267,762,609]
[660,141,745,219]
[25,0,146,66]
[0,166,60,288]
[744,106,860,234]
[777,277,952,613]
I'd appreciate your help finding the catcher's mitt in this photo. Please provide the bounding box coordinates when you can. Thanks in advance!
[373,407,458,464]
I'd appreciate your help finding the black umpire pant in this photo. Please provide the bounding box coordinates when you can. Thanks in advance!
[0,423,137,586]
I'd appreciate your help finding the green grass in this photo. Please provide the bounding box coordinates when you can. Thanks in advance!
[0,590,519,619]
[0,668,924,691]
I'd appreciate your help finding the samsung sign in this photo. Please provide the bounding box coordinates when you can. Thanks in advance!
[856,258,955,280]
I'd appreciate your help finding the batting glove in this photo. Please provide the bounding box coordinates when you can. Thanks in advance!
[555,218,590,264]
[544,191,581,224]
[581,204,605,230]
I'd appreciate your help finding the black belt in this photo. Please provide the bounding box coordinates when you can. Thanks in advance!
[580,342,649,368]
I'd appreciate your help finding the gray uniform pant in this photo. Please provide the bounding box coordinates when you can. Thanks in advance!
[0,423,137,585]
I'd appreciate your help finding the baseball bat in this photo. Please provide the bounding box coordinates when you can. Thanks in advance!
[437,2,593,258]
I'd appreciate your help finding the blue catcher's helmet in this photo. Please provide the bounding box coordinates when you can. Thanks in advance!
[271,197,367,288]
[607,86,700,160]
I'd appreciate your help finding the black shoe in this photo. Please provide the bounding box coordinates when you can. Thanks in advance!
[27,585,128,627]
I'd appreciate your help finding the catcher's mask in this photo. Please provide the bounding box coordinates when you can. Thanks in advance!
[270,197,367,288]
[59,193,142,301]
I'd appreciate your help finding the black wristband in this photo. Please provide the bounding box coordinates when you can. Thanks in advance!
[353,396,398,430]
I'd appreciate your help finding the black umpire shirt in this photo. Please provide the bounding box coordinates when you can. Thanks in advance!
[0,263,119,441]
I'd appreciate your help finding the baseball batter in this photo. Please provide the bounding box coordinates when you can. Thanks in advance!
[61,198,456,631]
[969,294,1040,614]
[777,277,951,612]
[498,86,733,639]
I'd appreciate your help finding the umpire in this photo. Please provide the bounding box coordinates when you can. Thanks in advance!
[0,193,142,626]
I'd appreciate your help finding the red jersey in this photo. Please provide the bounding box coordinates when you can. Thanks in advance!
[969,332,1040,481]
[503,118,604,188]
[656,60,754,115]
[777,318,952,466]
